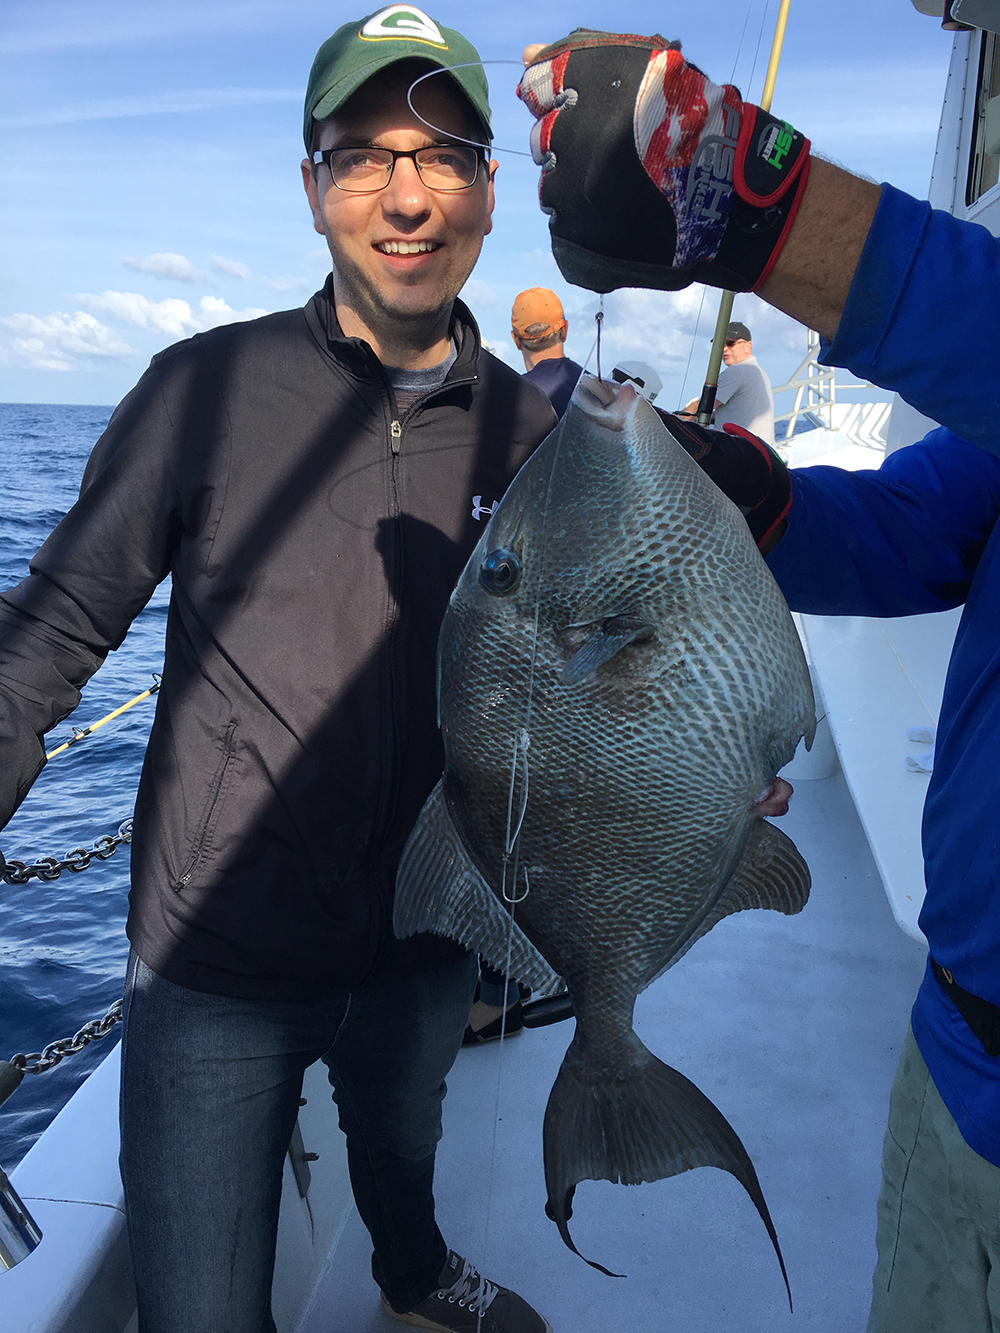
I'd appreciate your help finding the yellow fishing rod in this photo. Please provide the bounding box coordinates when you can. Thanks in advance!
[45,675,161,760]
[696,0,793,426]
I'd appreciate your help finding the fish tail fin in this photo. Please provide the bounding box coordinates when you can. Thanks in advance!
[543,1029,792,1309]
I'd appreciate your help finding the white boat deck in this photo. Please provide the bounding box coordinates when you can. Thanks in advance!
[6,759,929,1333]
[293,765,926,1333]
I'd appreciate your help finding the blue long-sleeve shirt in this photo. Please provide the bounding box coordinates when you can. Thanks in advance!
[768,183,1000,1166]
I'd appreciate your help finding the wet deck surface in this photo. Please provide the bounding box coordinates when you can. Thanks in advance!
[300,767,927,1333]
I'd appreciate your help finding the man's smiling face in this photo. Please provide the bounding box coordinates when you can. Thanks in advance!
[302,60,496,358]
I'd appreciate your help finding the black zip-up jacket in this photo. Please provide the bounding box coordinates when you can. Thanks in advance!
[0,281,556,999]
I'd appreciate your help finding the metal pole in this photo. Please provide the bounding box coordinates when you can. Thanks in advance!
[696,0,793,425]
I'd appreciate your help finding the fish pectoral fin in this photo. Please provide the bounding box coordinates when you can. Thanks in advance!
[544,1029,791,1306]
[672,821,810,961]
[394,780,562,996]
[722,819,811,916]
[647,821,811,984]
[559,616,655,685]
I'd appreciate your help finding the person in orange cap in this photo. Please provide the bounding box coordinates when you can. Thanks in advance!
[511,287,583,418]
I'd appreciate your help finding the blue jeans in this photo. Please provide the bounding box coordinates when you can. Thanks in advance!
[119,942,478,1333]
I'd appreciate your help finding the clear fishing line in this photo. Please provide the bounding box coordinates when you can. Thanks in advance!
[480,420,568,1315]
[745,0,774,105]
[595,299,604,382]
[678,288,708,408]
[407,62,536,157]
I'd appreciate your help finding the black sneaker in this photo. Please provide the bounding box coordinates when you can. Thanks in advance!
[461,1000,524,1046]
[380,1251,552,1332]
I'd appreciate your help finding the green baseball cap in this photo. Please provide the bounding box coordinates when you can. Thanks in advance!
[304,5,492,151]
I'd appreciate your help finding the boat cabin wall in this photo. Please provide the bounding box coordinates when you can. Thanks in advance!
[929,28,1000,234]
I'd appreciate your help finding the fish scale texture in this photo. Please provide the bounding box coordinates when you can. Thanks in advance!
[396,378,813,1282]
[436,385,812,1008]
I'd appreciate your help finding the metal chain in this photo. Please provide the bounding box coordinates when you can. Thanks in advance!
[1,820,132,886]
[0,681,150,1090]
[10,998,123,1076]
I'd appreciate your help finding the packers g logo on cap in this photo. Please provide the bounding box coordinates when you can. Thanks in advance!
[360,5,448,47]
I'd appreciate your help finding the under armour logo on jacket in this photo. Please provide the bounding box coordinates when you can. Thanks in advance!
[472,496,498,521]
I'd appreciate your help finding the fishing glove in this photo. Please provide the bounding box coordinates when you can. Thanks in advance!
[658,412,792,551]
[518,31,810,294]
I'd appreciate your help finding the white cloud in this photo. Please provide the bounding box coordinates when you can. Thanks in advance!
[514,248,561,272]
[584,287,804,391]
[211,256,251,281]
[259,275,314,294]
[208,256,311,295]
[76,290,269,339]
[124,252,204,284]
[0,2,306,55]
[460,277,503,311]
[0,86,300,129]
[474,284,811,412]
[0,310,133,371]
[482,339,518,367]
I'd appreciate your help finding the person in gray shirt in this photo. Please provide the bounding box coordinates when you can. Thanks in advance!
[682,321,776,445]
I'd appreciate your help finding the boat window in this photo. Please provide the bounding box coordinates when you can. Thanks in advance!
[967,29,1000,205]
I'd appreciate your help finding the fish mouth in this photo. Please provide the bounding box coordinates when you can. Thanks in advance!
[573,374,639,430]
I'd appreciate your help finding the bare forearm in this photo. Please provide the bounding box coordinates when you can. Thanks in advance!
[758,158,881,342]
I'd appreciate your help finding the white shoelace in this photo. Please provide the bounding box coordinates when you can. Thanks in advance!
[436,1255,499,1316]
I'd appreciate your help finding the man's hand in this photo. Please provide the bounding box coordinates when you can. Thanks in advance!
[657,411,791,553]
[518,31,810,296]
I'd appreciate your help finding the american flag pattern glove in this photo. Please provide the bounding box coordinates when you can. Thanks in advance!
[518,30,810,295]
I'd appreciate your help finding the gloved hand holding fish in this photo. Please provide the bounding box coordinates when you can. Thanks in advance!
[395,375,815,1294]
[660,412,792,552]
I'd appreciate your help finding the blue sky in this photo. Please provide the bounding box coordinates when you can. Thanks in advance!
[1,1,955,411]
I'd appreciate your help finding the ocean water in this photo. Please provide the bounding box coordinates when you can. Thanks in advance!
[0,402,169,1168]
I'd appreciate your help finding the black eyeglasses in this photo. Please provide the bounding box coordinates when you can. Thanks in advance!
[312,144,487,194]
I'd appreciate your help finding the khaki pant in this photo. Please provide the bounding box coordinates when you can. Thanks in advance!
[868,1027,1000,1333]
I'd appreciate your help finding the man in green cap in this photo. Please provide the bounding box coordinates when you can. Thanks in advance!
[0,7,555,1332]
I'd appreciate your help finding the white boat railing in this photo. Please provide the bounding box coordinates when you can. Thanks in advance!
[772,329,837,438]
[772,332,892,459]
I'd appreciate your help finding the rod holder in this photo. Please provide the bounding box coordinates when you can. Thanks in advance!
[0,1166,42,1270]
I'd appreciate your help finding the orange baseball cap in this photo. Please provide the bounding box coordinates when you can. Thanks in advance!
[511,288,566,339]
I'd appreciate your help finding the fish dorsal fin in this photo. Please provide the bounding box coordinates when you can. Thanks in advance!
[395,780,562,995]
[652,820,811,980]
[559,616,655,685]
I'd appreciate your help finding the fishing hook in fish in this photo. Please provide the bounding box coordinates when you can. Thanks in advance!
[503,727,530,857]
[502,861,530,906]
[499,728,532,905]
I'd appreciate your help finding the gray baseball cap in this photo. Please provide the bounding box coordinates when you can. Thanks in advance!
[304,6,492,150]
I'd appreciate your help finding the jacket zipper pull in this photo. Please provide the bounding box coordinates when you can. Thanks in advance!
[390,420,402,454]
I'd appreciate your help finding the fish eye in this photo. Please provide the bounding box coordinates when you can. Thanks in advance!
[480,548,521,596]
